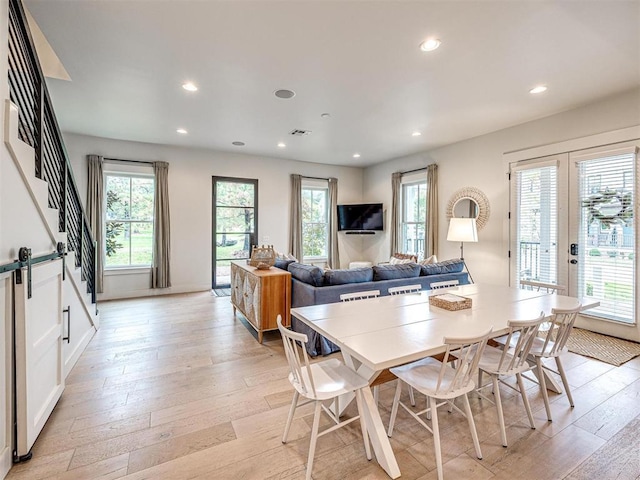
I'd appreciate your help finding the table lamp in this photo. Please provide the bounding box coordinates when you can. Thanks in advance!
[447,217,478,283]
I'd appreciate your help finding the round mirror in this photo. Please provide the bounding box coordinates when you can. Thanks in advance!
[453,198,479,219]
[446,187,490,230]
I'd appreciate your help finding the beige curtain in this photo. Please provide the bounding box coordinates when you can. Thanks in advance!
[390,172,402,256]
[152,161,171,288]
[289,174,303,261]
[86,155,104,293]
[327,178,340,268]
[425,164,438,258]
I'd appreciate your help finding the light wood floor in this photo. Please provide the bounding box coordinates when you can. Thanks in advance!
[6,292,640,480]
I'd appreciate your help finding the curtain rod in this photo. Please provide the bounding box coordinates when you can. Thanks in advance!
[401,166,428,175]
[104,157,154,165]
[302,175,330,181]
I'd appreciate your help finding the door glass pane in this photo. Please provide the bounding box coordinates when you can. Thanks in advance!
[216,207,255,233]
[578,154,635,323]
[217,182,255,207]
[216,233,252,260]
[515,166,558,284]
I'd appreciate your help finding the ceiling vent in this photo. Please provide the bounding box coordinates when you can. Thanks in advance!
[289,129,311,137]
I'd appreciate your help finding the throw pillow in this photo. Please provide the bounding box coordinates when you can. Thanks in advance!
[373,263,421,281]
[389,256,414,265]
[419,254,438,265]
[287,262,325,287]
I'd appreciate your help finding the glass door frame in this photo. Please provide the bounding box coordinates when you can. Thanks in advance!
[212,176,258,288]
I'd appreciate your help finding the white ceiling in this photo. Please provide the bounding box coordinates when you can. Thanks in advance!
[25,0,640,167]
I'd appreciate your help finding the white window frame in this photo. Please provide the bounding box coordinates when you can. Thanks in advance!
[103,166,155,270]
[301,179,329,264]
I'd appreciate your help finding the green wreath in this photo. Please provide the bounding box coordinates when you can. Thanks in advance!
[581,188,633,228]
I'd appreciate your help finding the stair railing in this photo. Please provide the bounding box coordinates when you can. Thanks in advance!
[8,0,96,304]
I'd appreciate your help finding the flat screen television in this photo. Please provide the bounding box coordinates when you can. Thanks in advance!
[337,203,384,231]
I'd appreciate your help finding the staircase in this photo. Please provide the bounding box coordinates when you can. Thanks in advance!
[6,0,98,324]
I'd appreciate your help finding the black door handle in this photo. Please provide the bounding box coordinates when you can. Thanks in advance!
[570,259,578,265]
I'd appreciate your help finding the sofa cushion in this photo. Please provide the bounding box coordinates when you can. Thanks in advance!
[274,258,296,271]
[325,267,373,286]
[287,262,325,287]
[373,263,421,281]
[421,259,465,276]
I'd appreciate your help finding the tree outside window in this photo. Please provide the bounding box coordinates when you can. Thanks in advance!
[401,182,427,257]
[105,174,154,267]
[302,187,328,259]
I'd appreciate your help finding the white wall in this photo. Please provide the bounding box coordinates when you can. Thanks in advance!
[63,134,365,299]
[363,87,640,286]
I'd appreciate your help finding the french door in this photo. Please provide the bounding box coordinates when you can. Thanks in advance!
[212,177,258,288]
[510,143,639,340]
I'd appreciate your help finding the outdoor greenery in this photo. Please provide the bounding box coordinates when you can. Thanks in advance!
[215,182,254,254]
[402,182,427,255]
[105,175,154,267]
[302,188,328,257]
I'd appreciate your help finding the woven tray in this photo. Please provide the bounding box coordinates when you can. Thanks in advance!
[429,293,472,311]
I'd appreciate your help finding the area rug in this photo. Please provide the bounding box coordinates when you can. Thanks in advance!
[213,288,230,297]
[567,328,640,366]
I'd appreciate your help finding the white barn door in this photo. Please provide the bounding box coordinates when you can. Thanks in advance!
[14,259,64,459]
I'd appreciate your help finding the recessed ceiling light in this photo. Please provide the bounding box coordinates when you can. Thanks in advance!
[232,141,245,146]
[353,153,361,158]
[412,131,422,137]
[277,142,286,148]
[176,128,188,134]
[182,82,198,92]
[274,89,296,99]
[321,113,331,118]
[529,85,548,94]
[419,38,441,52]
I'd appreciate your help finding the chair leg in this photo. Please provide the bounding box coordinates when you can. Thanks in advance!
[408,385,416,406]
[536,358,553,422]
[462,392,482,460]
[387,380,402,437]
[282,391,299,443]
[430,396,444,480]
[517,372,535,429]
[355,389,372,461]
[373,385,379,406]
[306,401,322,480]
[491,376,507,447]
[555,356,574,407]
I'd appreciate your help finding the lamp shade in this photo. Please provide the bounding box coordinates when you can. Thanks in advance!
[447,218,478,243]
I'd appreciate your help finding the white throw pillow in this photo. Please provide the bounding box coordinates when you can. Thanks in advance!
[389,256,413,265]
[420,255,438,265]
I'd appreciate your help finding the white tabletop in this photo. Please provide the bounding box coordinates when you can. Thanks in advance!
[291,284,599,371]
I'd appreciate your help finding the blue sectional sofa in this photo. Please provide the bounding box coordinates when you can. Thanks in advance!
[275,259,469,356]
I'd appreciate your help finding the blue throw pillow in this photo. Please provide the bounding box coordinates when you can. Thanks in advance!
[421,259,464,276]
[325,267,373,286]
[373,263,421,281]
[287,262,325,287]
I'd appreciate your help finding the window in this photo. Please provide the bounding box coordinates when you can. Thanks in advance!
[401,181,427,257]
[301,186,328,260]
[105,174,154,267]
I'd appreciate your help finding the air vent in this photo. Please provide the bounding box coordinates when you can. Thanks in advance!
[289,129,312,137]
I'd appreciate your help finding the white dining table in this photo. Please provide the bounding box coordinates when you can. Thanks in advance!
[291,283,599,479]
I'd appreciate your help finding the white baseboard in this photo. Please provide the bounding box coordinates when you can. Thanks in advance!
[97,284,212,301]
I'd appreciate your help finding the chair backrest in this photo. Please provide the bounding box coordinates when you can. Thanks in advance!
[340,290,381,302]
[495,313,546,373]
[388,284,422,296]
[431,280,460,290]
[438,327,493,395]
[277,315,317,397]
[537,305,581,357]
[520,279,566,295]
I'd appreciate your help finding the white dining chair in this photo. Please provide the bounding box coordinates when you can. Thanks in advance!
[277,316,371,480]
[528,306,581,421]
[430,280,460,290]
[519,279,566,294]
[475,313,546,447]
[340,290,381,302]
[387,327,493,480]
[388,284,422,295]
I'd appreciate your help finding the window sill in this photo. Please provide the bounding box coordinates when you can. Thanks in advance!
[105,267,152,276]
